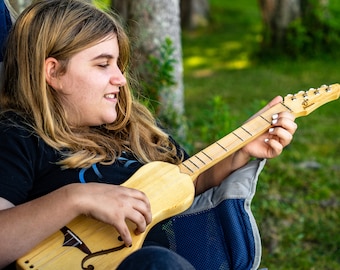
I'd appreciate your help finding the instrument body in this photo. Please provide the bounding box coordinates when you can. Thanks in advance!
[17,162,195,269]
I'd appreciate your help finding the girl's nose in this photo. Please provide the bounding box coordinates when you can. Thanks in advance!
[110,66,127,87]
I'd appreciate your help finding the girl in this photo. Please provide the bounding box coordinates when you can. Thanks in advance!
[0,0,297,268]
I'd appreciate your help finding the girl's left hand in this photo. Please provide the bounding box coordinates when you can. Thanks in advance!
[241,96,298,159]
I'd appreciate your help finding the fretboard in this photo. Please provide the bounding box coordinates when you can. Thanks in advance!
[178,102,290,179]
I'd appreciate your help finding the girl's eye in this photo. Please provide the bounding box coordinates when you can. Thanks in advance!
[98,63,109,68]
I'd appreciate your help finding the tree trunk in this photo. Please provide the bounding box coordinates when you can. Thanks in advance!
[112,0,185,137]
[258,0,301,48]
[180,0,209,30]
[258,0,330,51]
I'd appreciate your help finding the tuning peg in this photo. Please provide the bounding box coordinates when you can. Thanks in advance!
[286,93,296,100]
[317,84,333,92]
[308,87,318,95]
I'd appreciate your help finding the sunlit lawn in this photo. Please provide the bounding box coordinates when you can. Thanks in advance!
[182,1,340,269]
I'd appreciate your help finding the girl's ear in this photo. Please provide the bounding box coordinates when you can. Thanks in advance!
[45,57,61,90]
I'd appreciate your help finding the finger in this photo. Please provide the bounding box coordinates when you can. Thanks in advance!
[133,202,152,225]
[112,203,150,246]
[126,189,152,225]
[122,205,150,236]
[107,188,150,247]
[271,113,298,135]
[278,111,296,121]
[114,220,133,247]
[129,189,151,208]
[268,127,293,147]
[264,137,283,157]
[110,212,148,247]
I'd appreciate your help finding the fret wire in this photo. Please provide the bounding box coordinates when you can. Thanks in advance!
[194,155,206,165]
[216,141,228,151]
[280,102,293,112]
[232,131,244,141]
[182,162,194,173]
[260,115,271,123]
[241,126,253,136]
[188,159,200,169]
[201,151,213,160]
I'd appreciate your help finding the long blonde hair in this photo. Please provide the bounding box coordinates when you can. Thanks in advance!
[1,0,182,168]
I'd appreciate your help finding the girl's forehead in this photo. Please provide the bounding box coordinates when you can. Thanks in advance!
[72,36,119,59]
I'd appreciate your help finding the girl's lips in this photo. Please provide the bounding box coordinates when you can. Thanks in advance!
[104,93,116,99]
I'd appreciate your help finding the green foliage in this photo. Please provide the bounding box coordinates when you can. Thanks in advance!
[186,95,234,150]
[137,38,188,141]
[285,0,340,58]
[133,37,191,145]
[259,0,340,59]
[139,38,177,113]
[183,0,340,269]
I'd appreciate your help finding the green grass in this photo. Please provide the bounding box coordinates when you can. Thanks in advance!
[182,1,340,269]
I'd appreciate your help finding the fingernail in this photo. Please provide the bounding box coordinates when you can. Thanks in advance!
[272,119,278,125]
[269,128,274,133]
[272,114,278,119]
[264,138,269,143]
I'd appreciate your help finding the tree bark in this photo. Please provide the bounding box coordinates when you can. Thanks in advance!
[112,0,185,136]
[258,0,330,50]
[258,0,301,47]
[180,0,209,30]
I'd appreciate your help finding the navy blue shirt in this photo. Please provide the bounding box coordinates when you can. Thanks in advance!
[0,112,187,268]
[0,112,187,205]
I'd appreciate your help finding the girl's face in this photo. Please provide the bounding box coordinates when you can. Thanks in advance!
[53,35,127,127]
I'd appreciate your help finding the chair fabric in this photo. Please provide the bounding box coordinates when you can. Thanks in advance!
[0,0,13,87]
[161,159,266,270]
[0,0,12,62]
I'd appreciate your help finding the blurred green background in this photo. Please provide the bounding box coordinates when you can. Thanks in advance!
[183,1,340,269]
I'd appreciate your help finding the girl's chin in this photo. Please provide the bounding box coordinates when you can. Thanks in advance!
[103,115,118,124]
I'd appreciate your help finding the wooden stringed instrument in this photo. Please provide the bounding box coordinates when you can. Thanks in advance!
[17,84,340,270]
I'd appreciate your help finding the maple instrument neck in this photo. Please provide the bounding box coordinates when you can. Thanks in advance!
[178,102,287,178]
[178,83,340,179]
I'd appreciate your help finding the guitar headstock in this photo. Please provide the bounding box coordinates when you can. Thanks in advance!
[283,83,340,118]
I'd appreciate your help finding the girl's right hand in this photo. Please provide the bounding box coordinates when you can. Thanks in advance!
[74,183,152,247]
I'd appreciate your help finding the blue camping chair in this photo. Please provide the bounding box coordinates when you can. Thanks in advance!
[0,0,12,87]
[146,159,266,270]
[0,0,12,61]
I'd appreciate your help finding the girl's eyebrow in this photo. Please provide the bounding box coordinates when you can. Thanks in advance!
[91,54,115,61]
